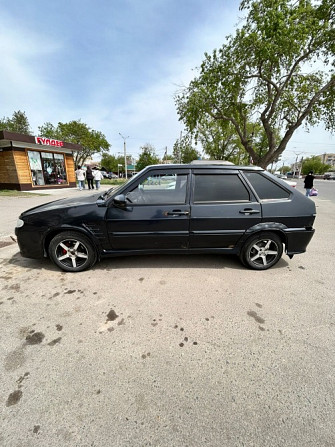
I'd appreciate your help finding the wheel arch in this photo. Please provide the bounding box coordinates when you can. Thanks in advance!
[237,222,288,255]
[43,226,100,259]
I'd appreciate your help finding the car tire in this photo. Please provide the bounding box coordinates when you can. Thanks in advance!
[240,232,283,270]
[48,231,97,272]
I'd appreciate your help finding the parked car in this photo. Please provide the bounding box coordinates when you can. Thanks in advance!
[108,173,118,179]
[323,172,335,180]
[275,173,296,187]
[283,179,297,188]
[15,163,316,272]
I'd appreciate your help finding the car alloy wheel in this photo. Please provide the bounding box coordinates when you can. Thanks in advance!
[241,232,283,270]
[49,231,97,272]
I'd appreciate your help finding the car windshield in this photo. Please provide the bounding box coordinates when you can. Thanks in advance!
[101,177,134,199]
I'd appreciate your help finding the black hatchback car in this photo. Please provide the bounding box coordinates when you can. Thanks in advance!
[15,163,316,272]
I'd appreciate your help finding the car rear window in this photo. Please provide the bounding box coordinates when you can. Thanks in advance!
[193,174,250,202]
[244,172,290,200]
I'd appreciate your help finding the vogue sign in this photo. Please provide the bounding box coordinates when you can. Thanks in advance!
[35,136,64,147]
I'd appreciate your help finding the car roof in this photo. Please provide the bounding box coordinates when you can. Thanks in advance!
[143,163,264,172]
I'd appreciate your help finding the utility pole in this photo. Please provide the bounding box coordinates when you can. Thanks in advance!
[119,133,129,179]
[299,157,304,177]
[293,151,303,178]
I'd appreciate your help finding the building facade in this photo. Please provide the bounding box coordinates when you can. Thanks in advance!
[0,130,81,191]
[318,153,335,167]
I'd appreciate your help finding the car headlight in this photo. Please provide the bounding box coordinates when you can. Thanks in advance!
[16,218,24,228]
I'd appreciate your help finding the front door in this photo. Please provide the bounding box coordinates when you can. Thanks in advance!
[106,169,190,250]
[189,170,262,249]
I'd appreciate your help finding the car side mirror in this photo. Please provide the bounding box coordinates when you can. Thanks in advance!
[96,198,107,207]
[113,194,127,207]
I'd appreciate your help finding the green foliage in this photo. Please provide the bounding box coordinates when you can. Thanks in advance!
[38,120,110,166]
[172,134,201,163]
[301,156,331,174]
[175,0,335,168]
[136,144,160,171]
[281,165,292,174]
[100,178,126,186]
[100,154,125,173]
[0,110,32,135]
[191,119,247,164]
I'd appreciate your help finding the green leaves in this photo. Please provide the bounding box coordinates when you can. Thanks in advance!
[172,134,200,163]
[136,144,160,171]
[175,0,335,168]
[38,119,110,166]
[100,154,124,173]
[302,155,331,175]
[0,110,32,135]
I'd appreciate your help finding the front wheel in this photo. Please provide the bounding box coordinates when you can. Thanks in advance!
[48,231,97,272]
[240,232,283,270]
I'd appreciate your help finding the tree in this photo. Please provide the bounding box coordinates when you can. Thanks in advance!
[175,0,335,168]
[136,144,160,171]
[192,120,246,163]
[172,134,201,163]
[281,165,292,174]
[194,118,279,164]
[0,110,32,135]
[38,120,110,166]
[301,156,330,174]
[100,154,125,173]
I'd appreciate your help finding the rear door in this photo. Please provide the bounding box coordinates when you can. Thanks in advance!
[189,170,262,249]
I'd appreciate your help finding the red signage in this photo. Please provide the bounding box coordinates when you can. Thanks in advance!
[35,136,64,147]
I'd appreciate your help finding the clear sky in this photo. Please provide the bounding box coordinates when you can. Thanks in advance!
[0,0,334,166]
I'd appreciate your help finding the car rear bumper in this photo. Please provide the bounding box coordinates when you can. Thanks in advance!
[284,228,315,255]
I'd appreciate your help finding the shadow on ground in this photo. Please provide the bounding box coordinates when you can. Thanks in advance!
[5,249,289,272]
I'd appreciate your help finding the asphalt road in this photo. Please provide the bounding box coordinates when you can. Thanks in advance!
[305,178,335,203]
[0,183,334,447]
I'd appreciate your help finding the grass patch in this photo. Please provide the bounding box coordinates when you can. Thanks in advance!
[0,190,48,197]
[101,179,127,186]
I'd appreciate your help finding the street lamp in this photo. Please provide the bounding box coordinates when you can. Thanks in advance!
[119,133,129,179]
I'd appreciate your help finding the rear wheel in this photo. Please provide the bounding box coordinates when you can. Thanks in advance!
[240,232,283,270]
[48,231,97,272]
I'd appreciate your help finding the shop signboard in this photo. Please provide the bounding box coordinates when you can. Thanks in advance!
[35,136,64,147]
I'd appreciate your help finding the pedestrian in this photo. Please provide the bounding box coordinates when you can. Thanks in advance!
[304,171,315,197]
[86,166,94,190]
[93,168,104,190]
[75,165,86,191]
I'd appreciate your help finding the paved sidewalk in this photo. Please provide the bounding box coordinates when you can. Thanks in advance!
[26,184,111,196]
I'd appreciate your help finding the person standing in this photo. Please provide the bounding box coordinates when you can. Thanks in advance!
[304,171,315,197]
[86,166,94,190]
[75,166,86,191]
[93,168,104,190]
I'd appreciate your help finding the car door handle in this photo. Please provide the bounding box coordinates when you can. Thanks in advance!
[165,210,189,216]
[239,208,260,215]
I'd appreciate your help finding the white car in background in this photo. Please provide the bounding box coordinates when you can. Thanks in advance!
[284,179,297,188]
[275,173,296,188]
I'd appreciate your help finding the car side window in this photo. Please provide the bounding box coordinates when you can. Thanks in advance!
[193,174,250,202]
[244,172,290,200]
[126,173,188,204]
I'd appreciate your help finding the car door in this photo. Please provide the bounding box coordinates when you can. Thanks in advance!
[189,169,262,249]
[106,169,190,250]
